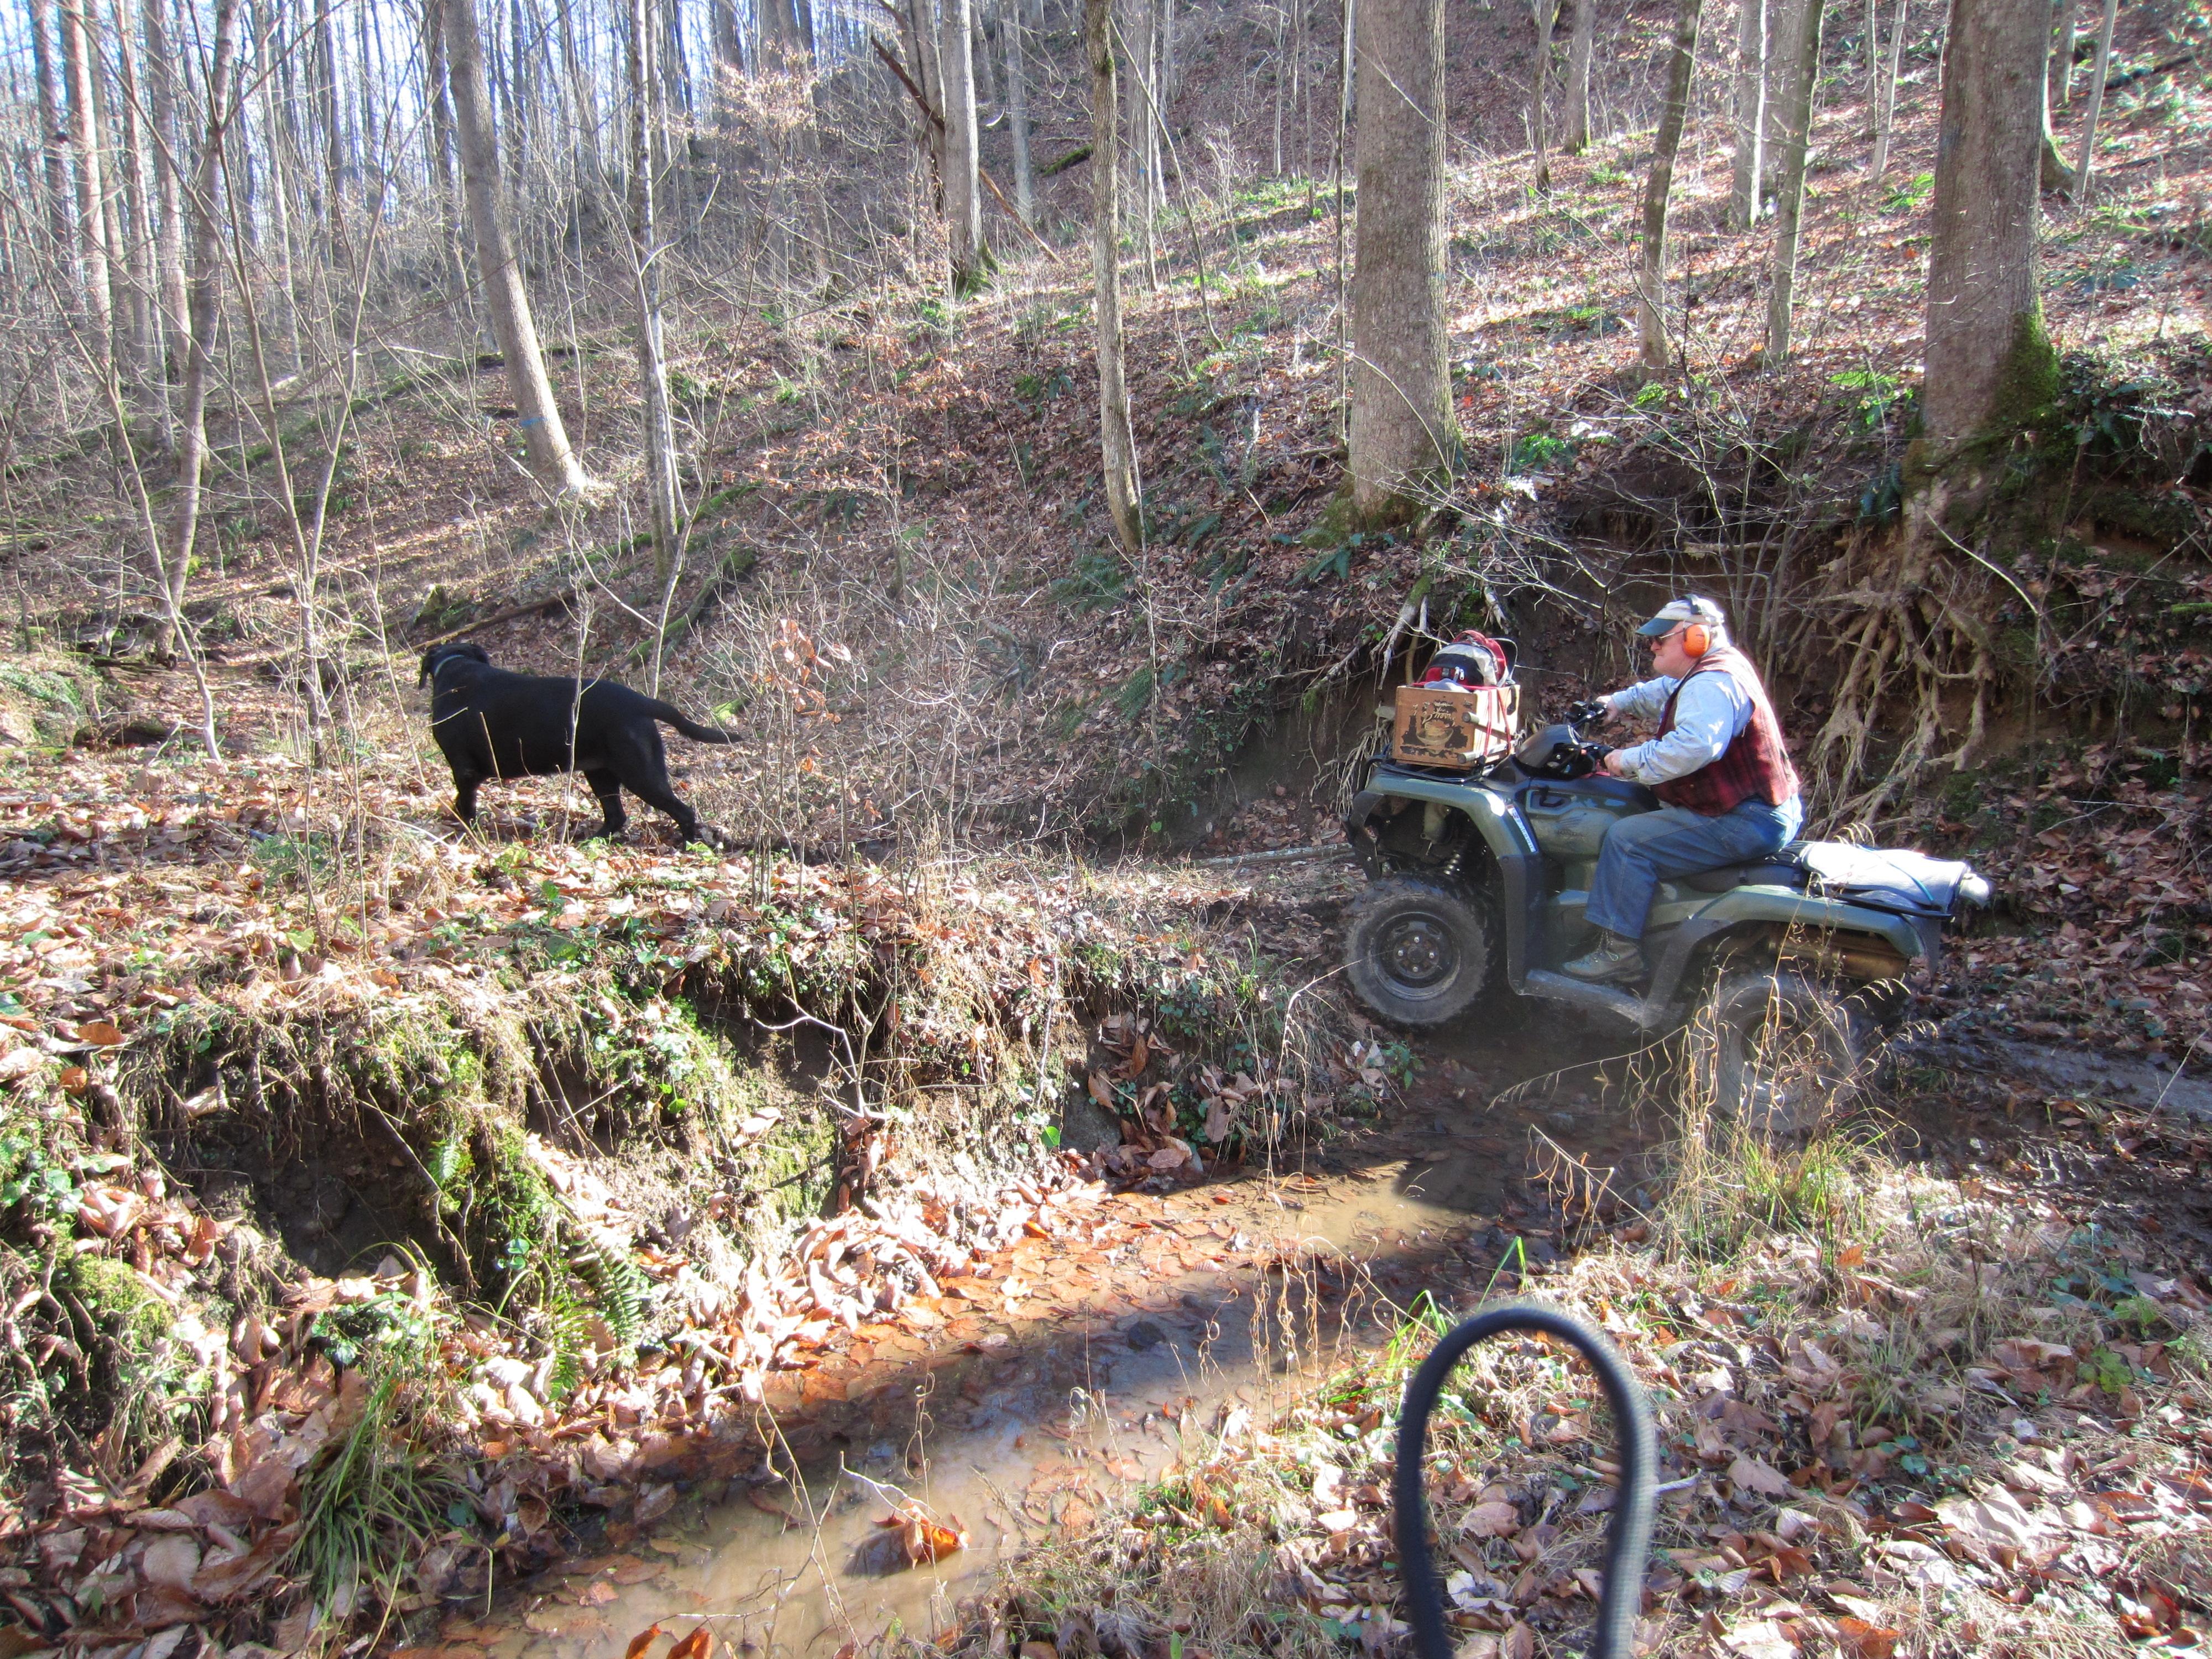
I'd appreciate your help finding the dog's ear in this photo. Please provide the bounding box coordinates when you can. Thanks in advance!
[419,641,490,686]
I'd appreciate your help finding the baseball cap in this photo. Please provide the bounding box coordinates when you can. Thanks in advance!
[1636,595,1728,638]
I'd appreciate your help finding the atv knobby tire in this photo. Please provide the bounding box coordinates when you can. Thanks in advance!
[1345,876,1498,1027]
[1698,968,1882,1135]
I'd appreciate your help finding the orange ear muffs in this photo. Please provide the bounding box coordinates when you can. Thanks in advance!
[1680,623,1710,658]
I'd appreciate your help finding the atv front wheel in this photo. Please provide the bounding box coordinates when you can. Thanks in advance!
[1345,876,1497,1027]
[1697,968,1881,1135]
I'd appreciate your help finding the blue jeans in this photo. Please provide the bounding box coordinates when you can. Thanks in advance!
[1585,796,1804,940]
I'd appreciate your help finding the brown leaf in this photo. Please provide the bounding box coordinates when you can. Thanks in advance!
[1834,1619,1898,1659]
[667,1626,716,1659]
[76,1020,124,1047]
[1720,1620,1798,1659]
[1459,1501,1519,1538]
[901,1514,967,1564]
[625,1626,664,1659]
[1502,1623,1534,1659]
[1727,1454,1795,1499]
[1088,1072,1114,1110]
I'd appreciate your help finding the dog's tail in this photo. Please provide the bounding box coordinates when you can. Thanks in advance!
[650,701,742,744]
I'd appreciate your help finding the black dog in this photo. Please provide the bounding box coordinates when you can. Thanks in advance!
[418,642,738,846]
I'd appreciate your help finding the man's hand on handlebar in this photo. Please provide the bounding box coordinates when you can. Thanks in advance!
[1566,697,1613,727]
[1600,748,1633,779]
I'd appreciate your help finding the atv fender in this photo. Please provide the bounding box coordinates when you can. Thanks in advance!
[1644,888,1932,1008]
[1347,778,1544,991]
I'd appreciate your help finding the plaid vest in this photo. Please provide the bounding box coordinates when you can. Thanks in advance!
[1653,646,1801,816]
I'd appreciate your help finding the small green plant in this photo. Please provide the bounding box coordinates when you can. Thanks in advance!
[251,830,340,886]
[289,1353,467,1608]
[1883,171,1935,212]
[1051,547,1130,611]
[1297,543,1354,584]
[0,1136,97,1222]
[1013,367,1073,404]
[1830,368,1906,431]
[1509,431,1575,473]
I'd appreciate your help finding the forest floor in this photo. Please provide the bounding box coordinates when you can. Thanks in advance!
[1,1,2210,1656]
[0,636,2209,1659]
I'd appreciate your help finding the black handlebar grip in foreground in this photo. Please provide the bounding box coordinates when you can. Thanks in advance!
[1394,1304,1657,1659]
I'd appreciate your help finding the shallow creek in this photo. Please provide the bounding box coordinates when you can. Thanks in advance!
[476,1018,1658,1659]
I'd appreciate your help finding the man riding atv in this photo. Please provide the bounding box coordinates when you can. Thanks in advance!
[1565,596,1802,985]
[1340,594,1991,1123]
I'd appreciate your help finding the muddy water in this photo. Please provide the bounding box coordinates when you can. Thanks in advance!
[487,1014,1655,1659]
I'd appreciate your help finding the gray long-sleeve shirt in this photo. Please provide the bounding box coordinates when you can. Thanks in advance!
[1603,669,1754,788]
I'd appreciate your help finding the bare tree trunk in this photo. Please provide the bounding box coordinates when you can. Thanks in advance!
[59,0,112,343]
[1528,0,1556,192]
[1922,0,2054,456]
[554,0,603,188]
[161,0,241,662]
[1759,0,1803,197]
[1728,0,1767,223]
[356,0,383,205]
[1867,0,1906,178]
[1270,0,1287,173]
[2069,0,2116,200]
[1348,0,1450,522]
[711,0,746,81]
[1084,0,1141,549]
[1005,0,1033,222]
[1861,0,1877,128]
[628,0,681,599]
[1762,0,1823,361]
[109,0,163,434]
[908,0,947,184]
[445,0,592,493]
[2035,6,2069,192]
[421,0,465,288]
[1331,0,1352,421]
[941,0,985,286]
[1128,0,1159,288]
[2050,0,2074,106]
[257,0,306,371]
[314,0,348,249]
[29,0,76,280]
[1563,0,1597,152]
[975,2,999,111]
[1636,0,1703,371]
[87,17,134,346]
[503,0,529,213]
[142,0,188,379]
[662,0,693,118]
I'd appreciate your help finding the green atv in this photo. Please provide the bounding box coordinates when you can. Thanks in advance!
[1342,701,1991,1122]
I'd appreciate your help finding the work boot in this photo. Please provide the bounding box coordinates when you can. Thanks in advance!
[1563,930,1645,983]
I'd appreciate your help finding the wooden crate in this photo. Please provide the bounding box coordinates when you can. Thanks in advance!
[1389,682,1521,769]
